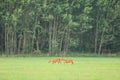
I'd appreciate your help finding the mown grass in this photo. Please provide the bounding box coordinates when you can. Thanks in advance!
[0,57,120,80]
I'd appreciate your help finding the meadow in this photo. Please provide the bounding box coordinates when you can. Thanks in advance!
[0,57,120,80]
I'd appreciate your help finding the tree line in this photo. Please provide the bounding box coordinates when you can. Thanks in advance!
[0,0,120,56]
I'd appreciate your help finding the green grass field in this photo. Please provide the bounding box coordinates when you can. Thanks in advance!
[0,57,120,80]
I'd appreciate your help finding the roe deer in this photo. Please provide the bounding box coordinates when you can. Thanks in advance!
[62,59,74,64]
[48,58,61,64]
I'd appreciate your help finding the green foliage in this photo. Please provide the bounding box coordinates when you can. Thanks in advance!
[0,0,120,55]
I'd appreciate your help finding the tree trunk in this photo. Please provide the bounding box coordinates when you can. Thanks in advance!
[94,25,98,54]
[5,25,8,54]
[36,38,39,51]
[94,14,99,54]
[13,26,17,54]
[63,26,70,54]
[49,21,52,55]
[18,36,22,53]
[22,32,26,53]
[98,28,105,54]
[52,17,56,55]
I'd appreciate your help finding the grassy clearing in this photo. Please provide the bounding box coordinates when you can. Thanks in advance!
[0,57,120,80]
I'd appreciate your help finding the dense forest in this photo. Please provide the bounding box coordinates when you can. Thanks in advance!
[0,0,120,56]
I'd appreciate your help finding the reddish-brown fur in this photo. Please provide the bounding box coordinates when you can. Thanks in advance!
[62,59,74,64]
[48,58,61,64]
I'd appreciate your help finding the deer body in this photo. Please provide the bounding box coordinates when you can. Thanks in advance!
[48,58,61,64]
[62,59,74,64]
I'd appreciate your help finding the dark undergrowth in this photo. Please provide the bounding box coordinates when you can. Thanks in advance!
[0,52,120,57]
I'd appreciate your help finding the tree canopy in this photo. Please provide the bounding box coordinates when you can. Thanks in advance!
[0,0,120,55]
